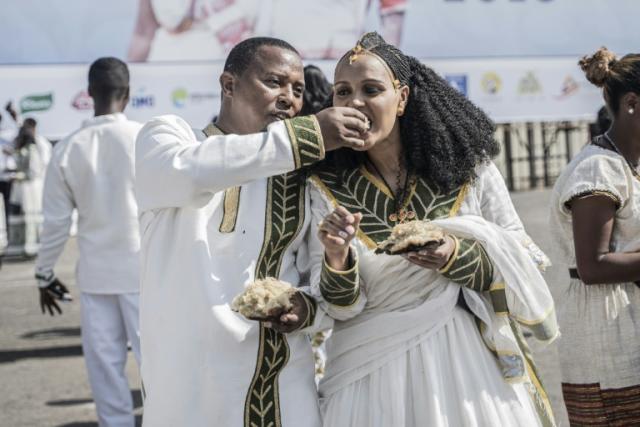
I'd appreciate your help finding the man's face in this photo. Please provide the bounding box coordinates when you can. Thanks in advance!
[230,46,305,134]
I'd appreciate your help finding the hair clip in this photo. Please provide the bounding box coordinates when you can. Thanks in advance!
[349,43,365,64]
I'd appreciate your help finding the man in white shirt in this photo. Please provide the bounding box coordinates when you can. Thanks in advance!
[136,37,367,426]
[35,57,142,427]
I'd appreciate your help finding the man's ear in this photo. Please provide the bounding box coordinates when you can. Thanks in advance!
[220,72,235,98]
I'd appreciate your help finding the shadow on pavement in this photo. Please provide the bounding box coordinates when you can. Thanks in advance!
[46,398,93,407]
[21,327,81,340]
[55,414,142,427]
[47,390,143,410]
[0,344,82,363]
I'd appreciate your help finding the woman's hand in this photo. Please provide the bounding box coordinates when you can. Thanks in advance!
[403,234,456,270]
[318,206,362,269]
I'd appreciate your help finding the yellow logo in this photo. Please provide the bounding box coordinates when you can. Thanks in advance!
[481,72,502,95]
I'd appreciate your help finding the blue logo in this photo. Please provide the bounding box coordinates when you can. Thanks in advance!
[445,74,468,96]
[131,89,155,109]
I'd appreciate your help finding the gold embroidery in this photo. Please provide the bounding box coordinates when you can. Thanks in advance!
[201,123,242,234]
[219,186,241,233]
[283,116,325,170]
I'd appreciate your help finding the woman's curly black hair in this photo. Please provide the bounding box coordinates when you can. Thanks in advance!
[321,33,500,192]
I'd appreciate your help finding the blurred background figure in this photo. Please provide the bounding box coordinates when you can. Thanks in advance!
[128,0,259,62]
[590,105,613,138]
[255,0,407,59]
[300,64,332,116]
[9,118,51,257]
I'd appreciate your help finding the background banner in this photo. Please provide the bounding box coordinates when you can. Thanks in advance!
[0,0,636,137]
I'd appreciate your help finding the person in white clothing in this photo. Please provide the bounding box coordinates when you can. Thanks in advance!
[10,118,51,255]
[136,37,368,426]
[35,57,142,427]
[306,33,558,427]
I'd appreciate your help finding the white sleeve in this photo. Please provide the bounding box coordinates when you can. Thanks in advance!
[475,161,551,270]
[135,114,324,211]
[35,147,75,278]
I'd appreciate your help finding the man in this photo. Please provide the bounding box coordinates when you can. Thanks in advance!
[136,37,367,426]
[35,57,142,427]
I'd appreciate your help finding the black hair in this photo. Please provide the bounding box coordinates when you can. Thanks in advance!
[580,48,640,115]
[300,65,333,115]
[88,57,129,101]
[224,37,299,76]
[323,33,499,192]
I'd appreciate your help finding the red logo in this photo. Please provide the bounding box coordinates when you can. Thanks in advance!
[71,90,93,110]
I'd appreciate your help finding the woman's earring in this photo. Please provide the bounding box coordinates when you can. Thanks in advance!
[397,107,405,116]
[629,108,635,115]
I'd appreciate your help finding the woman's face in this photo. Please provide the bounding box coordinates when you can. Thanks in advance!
[333,54,409,150]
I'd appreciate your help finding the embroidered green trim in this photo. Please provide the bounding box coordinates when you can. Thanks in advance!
[284,116,325,169]
[319,254,360,307]
[245,171,306,427]
[441,238,494,292]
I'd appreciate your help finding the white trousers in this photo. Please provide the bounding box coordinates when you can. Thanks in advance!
[81,292,141,427]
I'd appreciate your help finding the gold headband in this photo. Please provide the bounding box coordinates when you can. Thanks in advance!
[348,42,401,90]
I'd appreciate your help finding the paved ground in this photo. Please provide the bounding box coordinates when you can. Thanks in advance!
[0,189,570,426]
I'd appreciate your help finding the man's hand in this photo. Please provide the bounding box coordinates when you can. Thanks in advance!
[403,235,457,270]
[36,275,72,316]
[315,107,368,152]
[264,291,309,333]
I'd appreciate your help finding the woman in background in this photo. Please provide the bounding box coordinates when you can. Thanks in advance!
[550,47,640,425]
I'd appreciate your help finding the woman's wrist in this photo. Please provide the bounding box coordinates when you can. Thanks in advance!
[325,248,350,271]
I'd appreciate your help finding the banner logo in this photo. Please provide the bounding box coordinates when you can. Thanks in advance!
[172,88,189,108]
[481,72,502,95]
[131,89,155,108]
[518,71,542,95]
[71,90,94,110]
[445,74,468,97]
[555,75,580,99]
[171,88,217,108]
[20,93,54,113]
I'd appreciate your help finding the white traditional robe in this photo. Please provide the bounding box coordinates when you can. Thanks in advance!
[308,162,558,427]
[135,114,326,427]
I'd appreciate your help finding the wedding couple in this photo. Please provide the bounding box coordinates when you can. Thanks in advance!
[136,34,558,427]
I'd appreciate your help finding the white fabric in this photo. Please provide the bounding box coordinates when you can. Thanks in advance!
[81,292,141,427]
[308,162,552,426]
[322,307,540,427]
[550,143,640,388]
[35,113,142,294]
[0,196,6,253]
[254,0,369,59]
[10,141,49,255]
[147,0,258,61]
[136,115,322,427]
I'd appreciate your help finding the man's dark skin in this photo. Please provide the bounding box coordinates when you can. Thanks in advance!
[39,73,131,316]
[215,44,368,332]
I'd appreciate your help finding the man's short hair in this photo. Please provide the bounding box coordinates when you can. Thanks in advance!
[223,37,299,76]
[88,57,129,100]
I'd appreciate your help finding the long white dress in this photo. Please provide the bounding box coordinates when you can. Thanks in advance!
[308,162,557,427]
[549,141,640,425]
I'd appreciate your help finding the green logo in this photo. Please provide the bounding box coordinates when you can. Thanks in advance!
[20,93,54,113]
[172,88,188,108]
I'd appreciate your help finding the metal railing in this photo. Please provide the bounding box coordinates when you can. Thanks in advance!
[494,121,592,191]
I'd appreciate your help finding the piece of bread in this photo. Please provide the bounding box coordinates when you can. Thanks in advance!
[231,277,296,320]
[375,220,445,255]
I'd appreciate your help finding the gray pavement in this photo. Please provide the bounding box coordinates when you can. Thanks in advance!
[0,189,570,427]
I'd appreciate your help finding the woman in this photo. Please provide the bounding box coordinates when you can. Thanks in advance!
[307,33,557,427]
[550,48,640,425]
